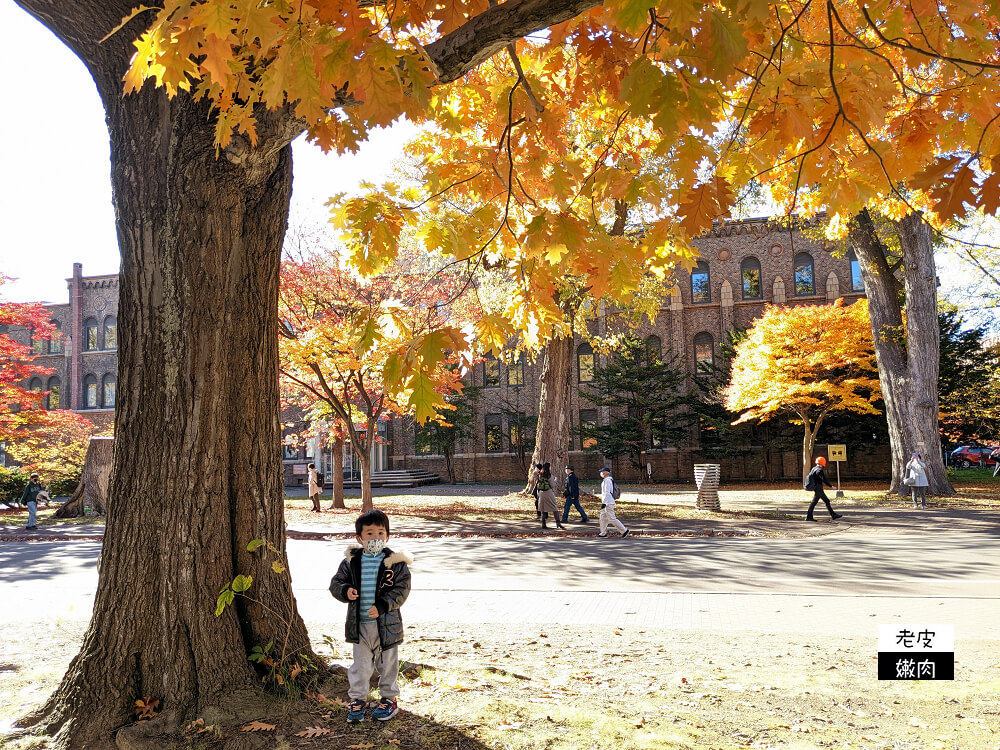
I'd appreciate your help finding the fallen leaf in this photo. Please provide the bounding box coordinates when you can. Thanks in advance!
[347,744,375,749]
[241,720,276,732]
[388,742,402,747]
[295,726,331,738]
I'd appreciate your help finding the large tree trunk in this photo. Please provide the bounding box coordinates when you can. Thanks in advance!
[53,437,114,517]
[15,9,313,746]
[330,437,345,508]
[848,211,953,495]
[524,335,573,494]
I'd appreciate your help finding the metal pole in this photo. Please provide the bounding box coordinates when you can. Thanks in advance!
[835,460,844,498]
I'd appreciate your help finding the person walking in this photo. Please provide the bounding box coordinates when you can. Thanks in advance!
[307,463,323,513]
[904,452,929,508]
[561,465,588,523]
[534,463,565,530]
[19,473,43,530]
[597,467,629,538]
[991,446,1000,478]
[805,457,843,522]
[528,462,543,519]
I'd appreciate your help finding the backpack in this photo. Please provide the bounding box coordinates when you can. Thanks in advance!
[611,480,621,500]
[536,475,551,492]
[315,471,325,486]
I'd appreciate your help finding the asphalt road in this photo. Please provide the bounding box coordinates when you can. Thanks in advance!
[3,534,998,638]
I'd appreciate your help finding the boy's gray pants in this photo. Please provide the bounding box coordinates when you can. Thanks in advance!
[348,620,400,701]
[26,500,37,527]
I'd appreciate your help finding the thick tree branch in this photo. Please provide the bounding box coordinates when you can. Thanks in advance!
[423,0,600,84]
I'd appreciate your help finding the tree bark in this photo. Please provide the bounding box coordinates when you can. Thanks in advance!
[798,410,825,485]
[848,211,953,495]
[444,448,457,484]
[524,335,573,494]
[358,446,374,512]
[330,437,345,509]
[14,7,313,746]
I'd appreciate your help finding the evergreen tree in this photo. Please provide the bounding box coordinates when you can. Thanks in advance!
[938,310,1000,444]
[578,337,694,481]
[414,383,482,484]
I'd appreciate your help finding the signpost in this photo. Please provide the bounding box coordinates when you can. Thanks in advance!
[828,444,847,498]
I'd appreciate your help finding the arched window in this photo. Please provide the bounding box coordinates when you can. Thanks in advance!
[46,377,61,410]
[102,374,117,408]
[793,253,815,296]
[848,250,865,292]
[691,261,711,303]
[506,354,524,387]
[693,332,715,374]
[84,318,98,351]
[84,374,98,408]
[103,316,117,350]
[644,335,662,364]
[29,377,43,392]
[48,321,63,354]
[577,343,595,382]
[741,257,762,299]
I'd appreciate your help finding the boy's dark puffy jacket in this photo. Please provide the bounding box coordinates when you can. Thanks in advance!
[330,545,412,648]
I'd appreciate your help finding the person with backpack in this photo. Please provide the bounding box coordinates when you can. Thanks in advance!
[534,462,565,530]
[597,466,630,538]
[805,456,843,522]
[308,462,323,513]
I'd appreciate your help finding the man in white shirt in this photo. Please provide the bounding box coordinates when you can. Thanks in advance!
[597,467,630,538]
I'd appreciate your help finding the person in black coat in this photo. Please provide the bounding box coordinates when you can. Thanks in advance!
[805,456,843,521]
[560,465,588,523]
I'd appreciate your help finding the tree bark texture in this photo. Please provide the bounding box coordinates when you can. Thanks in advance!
[797,411,825,485]
[331,437,345,509]
[848,211,953,496]
[15,5,313,747]
[54,437,113,517]
[524,336,573,495]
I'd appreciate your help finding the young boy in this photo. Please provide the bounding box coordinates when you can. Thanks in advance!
[330,510,412,723]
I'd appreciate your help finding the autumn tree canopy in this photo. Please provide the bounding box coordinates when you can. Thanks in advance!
[724,299,881,483]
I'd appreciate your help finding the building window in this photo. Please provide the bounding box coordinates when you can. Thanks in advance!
[794,253,815,296]
[691,261,711,303]
[103,316,117,350]
[579,408,598,449]
[46,377,61,410]
[102,374,116,408]
[507,414,536,453]
[29,378,43,398]
[741,257,762,299]
[84,374,98,408]
[644,335,662,364]
[694,332,715,374]
[485,414,503,452]
[507,355,524,387]
[84,318,98,351]
[848,250,865,292]
[414,423,439,455]
[31,330,45,355]
[483,355,500,388]
[48,321,63,354]
[577,343,595,383]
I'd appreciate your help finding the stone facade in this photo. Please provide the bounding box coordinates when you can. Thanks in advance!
[391,218,875,483]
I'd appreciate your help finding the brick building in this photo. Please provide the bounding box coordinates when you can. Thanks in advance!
[390,217,880,483]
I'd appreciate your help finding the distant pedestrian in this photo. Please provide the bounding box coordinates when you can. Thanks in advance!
[905,452,929,508]
[991,446,1000,478]
[597,467,629,538]
[529,462,543,518]
[19,473,43,530]
[308,463,323,513]
[535,462,564,530]
[805,457,842,522]
[561,465,587,523]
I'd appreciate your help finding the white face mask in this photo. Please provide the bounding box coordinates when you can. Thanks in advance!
[363,538,386,555]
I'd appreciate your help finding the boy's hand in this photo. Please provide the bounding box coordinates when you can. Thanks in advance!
[346,587,358,600]
[367,605,378,618]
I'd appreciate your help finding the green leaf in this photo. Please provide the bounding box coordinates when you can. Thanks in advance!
[215,587,235,617]
[246,539,265,552]
[232,574,253,593]
[271,561,287,574]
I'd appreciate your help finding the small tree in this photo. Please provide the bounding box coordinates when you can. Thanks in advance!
[578,336,694,482]
[724,299,881,484]
[414,382,481,484]
[279,254,468,511]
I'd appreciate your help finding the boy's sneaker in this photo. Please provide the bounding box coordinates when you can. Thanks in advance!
[372,698,398,721]
[346,699,366,723]
[597,532,608,537]
[621,528,631,538]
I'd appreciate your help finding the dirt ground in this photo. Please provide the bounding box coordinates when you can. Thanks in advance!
[2,621,997,750]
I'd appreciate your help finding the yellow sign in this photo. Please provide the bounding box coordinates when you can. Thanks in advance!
[828,444,847,462]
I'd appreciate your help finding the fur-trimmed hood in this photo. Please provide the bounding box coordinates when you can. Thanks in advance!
[343,543,413,566]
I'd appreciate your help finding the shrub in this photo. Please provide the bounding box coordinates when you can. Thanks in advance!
[0,466,30,505]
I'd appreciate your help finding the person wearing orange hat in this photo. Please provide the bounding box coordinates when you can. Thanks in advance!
[804,456,843,522]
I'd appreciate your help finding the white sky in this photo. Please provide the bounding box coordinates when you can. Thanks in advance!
[0,3,416,304]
